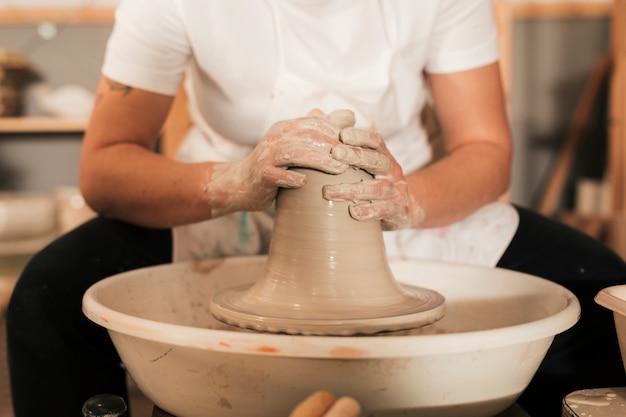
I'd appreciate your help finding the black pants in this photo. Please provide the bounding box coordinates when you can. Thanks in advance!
[5,206,626,417]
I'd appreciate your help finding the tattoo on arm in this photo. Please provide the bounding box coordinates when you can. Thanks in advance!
[106,79,133,96]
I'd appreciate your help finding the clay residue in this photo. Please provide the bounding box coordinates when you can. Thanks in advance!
[567,392,616,407]
[330,346,368,358]
[150,347,173,363]
[256,346,280,353]
[189,258,225,274]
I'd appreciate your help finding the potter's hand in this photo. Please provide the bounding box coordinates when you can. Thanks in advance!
[289,391,361,417]
[323,128,424,230]
[204,110,355,217]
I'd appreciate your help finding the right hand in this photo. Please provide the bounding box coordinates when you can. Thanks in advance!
[289,391,362,417]
[204,110,356,218]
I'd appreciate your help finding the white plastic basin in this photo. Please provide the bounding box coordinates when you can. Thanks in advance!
[83,256,580,417]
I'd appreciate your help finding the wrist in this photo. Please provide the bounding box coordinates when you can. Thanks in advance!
[411,205,426,228]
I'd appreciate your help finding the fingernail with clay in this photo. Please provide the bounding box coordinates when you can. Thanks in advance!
[340,128,371,146]
[322,185,347,201]
[328,109,356,129]
[331,145,357,164]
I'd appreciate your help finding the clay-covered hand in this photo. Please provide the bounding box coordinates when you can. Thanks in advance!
[289,391,362,417]
[204,110,356,218]
[322,127,425,230]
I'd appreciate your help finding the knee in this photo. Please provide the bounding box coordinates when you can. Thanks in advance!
[6,236,93,346]
[6,253,65,347]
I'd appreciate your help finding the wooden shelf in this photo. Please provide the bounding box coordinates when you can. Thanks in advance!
[511,1,612,19]
[0,7,115,25]
[0,2,609,25]
[0,117,88,134]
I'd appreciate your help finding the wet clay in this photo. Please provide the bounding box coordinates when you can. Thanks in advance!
[210,168,446,335]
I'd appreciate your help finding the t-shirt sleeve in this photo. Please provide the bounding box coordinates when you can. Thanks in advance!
[101,0,191,96]
[425,0,499,74]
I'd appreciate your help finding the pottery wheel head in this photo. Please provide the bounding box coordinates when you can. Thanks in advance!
[210,168,446,335]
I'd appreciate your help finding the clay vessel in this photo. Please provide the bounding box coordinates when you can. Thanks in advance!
[210,168,446,335]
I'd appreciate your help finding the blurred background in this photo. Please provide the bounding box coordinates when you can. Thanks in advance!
[0,0,622,416]
[0,0,614,205]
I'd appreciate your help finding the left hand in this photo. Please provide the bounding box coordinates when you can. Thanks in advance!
[322,127,425,231]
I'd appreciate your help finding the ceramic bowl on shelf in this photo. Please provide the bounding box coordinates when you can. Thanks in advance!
[83,256,580,417]
[54,186,96,235]
[0,192,57,242]
[0,191,58,310]
[0,191,57,283]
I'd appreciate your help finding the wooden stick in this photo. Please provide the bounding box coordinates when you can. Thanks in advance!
[0,7,115,25]
[609,0,626,213]
[289,391,337,417]
[493,0,514,115]
[538,56,611,217]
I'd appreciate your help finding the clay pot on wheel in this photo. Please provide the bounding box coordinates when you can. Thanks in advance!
[210,167,446,335]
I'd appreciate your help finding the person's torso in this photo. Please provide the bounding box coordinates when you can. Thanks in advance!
[178,0,436,171]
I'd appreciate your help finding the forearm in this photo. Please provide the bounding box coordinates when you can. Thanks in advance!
[412,64,513,228]
[80,144,216,228]
[80,108,356,229]
[406,140,511,229]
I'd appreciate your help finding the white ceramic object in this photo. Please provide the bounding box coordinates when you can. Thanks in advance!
[83,256,580,417]
[0,192,56,242]
[595,285,626,373]
[55,186,96,234]
[31,82,95,118]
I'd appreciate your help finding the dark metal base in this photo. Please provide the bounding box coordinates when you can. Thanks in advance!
[150,403,531,417]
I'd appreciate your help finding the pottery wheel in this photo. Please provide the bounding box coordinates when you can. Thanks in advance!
[211,282,445,335]
[210,168,446,335]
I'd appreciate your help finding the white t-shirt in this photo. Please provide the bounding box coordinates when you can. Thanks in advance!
[102,0,519,266]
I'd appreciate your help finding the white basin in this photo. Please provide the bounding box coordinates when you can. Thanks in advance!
[82,256,580,417]
[595,285,626,374]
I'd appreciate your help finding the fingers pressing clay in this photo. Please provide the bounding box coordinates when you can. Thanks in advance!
[274,143,348,175]
[339,127,381,149]
[333,127,393,175]
[349,200,411,228]
[323,397,362,417]
[262,165,308,189]
[331,145,392,175]
[323,178,396,202]
[289,391,337,417]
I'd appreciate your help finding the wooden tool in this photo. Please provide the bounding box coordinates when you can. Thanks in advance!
[289,391,361,417]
